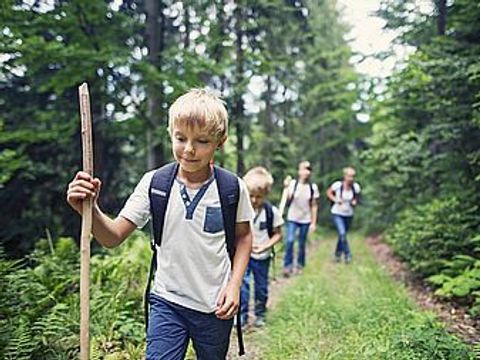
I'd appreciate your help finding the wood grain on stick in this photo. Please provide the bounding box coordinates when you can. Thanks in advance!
[78,82,93,360]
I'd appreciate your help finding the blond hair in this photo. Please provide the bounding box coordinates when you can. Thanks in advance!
[299,160,311,170]
[168,88,228,139]
[343,166,356,177]
[243,166,274,194]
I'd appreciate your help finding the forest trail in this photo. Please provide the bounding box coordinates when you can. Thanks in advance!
[226,233,476,360]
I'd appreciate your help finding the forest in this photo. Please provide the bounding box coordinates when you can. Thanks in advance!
[1,0,479,358]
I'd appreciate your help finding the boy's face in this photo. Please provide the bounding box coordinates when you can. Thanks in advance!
[344,170,356,185]
[249,189,267,210]
[171,123,224,174]
[298,164,311,181]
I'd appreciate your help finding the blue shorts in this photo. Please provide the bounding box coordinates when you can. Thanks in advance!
[146,293,233,360]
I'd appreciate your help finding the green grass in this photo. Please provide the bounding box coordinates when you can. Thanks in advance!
[250,232,475,360]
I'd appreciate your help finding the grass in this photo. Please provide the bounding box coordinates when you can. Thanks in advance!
[248,232,475,360]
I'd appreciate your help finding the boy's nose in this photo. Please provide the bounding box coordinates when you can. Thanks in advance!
[185,142,195,154]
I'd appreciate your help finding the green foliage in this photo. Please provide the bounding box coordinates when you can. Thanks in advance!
[359,0,480,315]
[0,232,150,359]
[389,320,474,360]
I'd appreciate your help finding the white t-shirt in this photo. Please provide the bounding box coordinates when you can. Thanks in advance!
[251,205,284,261]
[330,181,361,217]
[119,169,254,313]
[286,180,320,224]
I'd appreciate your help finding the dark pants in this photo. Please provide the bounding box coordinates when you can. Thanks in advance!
[240,257,270,323]
[332,214,353,260]
[284,221,310,270]
[146,294,233,360]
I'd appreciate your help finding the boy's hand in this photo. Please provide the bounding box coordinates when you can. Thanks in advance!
[252,244,268,254]
[309,223,317,234]
[351,198,358,207]
[283,175,292,188]
[215,283,240,320]
[66,171,102,215]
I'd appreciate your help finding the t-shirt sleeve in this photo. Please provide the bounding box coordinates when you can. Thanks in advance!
[312,183,320,199]
[354,182,361,194]
[331,181,341,192]
[236,178,255,223]
[272,205,285,228]
[118,171,154,229]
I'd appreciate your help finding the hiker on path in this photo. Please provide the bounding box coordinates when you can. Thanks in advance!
[326,166,361,264]
[240,167,283,329]
[67,89,254,360]
[283,161,319,277]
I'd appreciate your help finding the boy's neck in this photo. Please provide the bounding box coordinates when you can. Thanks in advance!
[253,204,263,212]
[178,165,212,186]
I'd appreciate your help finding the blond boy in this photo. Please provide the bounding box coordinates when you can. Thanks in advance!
[240,167,283,328]
[67,89,254,360]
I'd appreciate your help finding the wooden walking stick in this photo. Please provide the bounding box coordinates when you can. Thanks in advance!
[78,82,93,360]
[278,175,292,217]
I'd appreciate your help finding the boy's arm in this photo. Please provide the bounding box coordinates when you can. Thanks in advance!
[215,221,252,320]
[92,206,137,248]
[310,200,318,233]
[252,227,282,254]
[326,187,338,204]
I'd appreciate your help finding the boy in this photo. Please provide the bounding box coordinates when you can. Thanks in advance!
[326,166,361,263]
[240,167,283,328]
[66,89,254,360]
[283,161,319,277]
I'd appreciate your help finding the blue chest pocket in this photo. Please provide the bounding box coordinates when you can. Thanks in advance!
[204,206,224,234]
[259,221,267,231]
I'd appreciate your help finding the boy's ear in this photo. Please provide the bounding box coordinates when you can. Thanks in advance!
[217,136,227,149]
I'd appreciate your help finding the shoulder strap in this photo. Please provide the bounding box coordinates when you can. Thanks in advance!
[309,182,314,202]
[213,165,239,262]
[213,165,245,356]
[263,201,274,238]
[149,162,179,248]
[145,162,178,331]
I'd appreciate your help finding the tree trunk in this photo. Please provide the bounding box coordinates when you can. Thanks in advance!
[436,0,447,36]
[234,3,245,175]
[184,3,190,49]
[145,0,165,169]
[263,75,274,168]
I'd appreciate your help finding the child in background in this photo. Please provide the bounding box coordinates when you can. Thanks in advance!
[240,167,284,328]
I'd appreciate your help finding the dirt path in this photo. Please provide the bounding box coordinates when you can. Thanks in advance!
[365,234,479,344]
[227,235,324,359]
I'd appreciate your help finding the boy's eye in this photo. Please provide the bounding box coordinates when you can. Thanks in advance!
[175,136,186,142]
[198,139,210,144]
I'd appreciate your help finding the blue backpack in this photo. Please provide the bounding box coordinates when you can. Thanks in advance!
[144,162,245,355]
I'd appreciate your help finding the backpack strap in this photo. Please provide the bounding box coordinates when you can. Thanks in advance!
[309,183,314,204]
[144,162,178,331]
[263,201,277,282]
[213,165,239,261]
[213,165,245,356]
[150,162,179,247]
[263,201,274,238]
